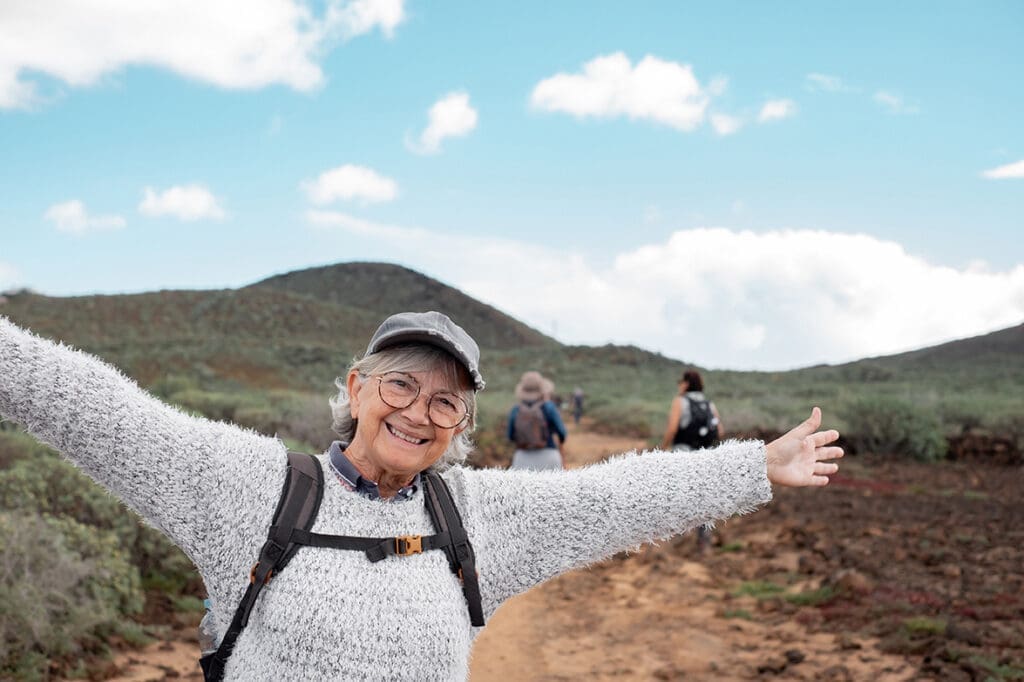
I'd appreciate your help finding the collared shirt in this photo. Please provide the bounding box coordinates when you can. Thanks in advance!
[326,441,420,502]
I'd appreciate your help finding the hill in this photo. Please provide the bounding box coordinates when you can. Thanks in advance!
[250,262,555,351]
[1,262,1021,442]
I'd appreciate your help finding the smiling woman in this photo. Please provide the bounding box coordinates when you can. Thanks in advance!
[0,310,843,681]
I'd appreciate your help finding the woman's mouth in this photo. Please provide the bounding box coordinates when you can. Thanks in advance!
[387,423,428,445]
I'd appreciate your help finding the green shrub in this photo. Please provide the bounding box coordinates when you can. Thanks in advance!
[843,396,948,461]
[0,513,140,678]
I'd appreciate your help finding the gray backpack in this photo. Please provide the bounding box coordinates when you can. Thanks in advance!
[513,401,550,449]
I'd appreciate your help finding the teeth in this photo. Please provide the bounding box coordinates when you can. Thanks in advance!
[388,423,426,445]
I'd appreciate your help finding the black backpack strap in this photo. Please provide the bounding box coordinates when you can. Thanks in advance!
[200,452,324,682]
[286,527,453,563]
[422,471,485,626]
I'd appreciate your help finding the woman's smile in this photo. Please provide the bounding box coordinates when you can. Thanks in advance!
[385,421,430,446]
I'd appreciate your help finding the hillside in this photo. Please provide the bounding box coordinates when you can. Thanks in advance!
[1,262,1021,438]
[250,262,555,351]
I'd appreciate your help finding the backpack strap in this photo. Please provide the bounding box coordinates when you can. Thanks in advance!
[422,471,485,626]
[200,451,324,682]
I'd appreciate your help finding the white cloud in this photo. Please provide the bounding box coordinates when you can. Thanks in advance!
[43,200,126,235]
[805,73,848,92]
[407,91,478,155]
[139,185,226,221]
[302,165,398,205]
[981,159,1024,179]
[0,262,18,291]
[0,0,405,109]
[710,113,743,136]
[530,52,713,132]
[757,99,797,123]
[873,90,919,115]
[307,213,1024,370]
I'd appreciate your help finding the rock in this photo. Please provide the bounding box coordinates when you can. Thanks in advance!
[945,621,983,646]
[820,664,853,681]
[784,649,805,665]
[942,564,962,579]
[828,568,873,595]
[836,633,862,650]
[756,655,788,675]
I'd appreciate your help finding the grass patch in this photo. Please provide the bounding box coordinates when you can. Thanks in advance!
[968,654,1024,681]
[963,490,989,501]
[732,580,785,599]
[170,594,206,613]
[902,616,947,636]
[718,541,744,553]
[785,585,838,607]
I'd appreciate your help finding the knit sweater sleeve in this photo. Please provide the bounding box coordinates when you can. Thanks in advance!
[0,317,286,573]
[451,439,772,614]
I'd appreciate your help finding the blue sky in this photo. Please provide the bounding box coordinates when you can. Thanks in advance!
[1,1,1022,370]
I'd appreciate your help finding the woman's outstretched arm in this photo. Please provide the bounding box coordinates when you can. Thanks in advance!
[0,317,286,574]
[456,409,842,614]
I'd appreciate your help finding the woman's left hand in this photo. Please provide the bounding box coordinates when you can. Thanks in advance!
[765,407,843,487]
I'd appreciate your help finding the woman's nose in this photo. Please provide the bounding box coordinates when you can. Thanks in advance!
[401,393,432,424]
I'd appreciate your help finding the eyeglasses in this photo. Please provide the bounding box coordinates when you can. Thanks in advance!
[373,372,470,429]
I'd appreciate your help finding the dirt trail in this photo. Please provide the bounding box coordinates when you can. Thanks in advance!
[102,424,930,680]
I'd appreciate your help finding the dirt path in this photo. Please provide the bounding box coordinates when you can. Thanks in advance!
[103,424,925,681]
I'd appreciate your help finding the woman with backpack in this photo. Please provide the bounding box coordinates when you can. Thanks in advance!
[0,311,843,681]
[662,369,727,552]
[507,370,567,471]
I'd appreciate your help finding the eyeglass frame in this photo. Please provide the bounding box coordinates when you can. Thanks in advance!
[369,371,471,430]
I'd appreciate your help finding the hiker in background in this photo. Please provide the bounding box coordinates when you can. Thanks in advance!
[1,311,844,681]
[508,370,567,470]
[662,369,726,552]
[572,386,585,425]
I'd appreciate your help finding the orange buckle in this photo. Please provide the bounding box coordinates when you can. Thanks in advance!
[395,535,423,556]
[249,562,273,585]
[457,568,480,584]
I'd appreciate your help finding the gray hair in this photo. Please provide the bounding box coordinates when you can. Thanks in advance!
[329,344,477,469]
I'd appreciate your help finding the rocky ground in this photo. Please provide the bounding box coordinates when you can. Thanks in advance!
[95,423,1024,681]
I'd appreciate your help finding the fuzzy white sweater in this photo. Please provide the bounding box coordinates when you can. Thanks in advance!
[0,318,772,680]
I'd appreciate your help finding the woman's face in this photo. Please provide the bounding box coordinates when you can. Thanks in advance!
[346,367,467,481]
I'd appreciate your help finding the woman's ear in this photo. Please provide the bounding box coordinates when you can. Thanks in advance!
[347,371,363,418]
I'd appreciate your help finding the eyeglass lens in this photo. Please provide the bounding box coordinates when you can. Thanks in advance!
[376,373,467,428]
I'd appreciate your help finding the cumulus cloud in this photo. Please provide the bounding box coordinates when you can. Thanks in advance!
[302,164,398,205]
[530,52,713,132]
[981,159,1024,179]
[757,99,797,123]
[407,91,478,154]
[139,185,226,221]
[0,262,18,291]
[873,90,919,115]
[710,113,743,136]
[43,200,126,234]
[0,0,405,109]
[307,213,1024,370]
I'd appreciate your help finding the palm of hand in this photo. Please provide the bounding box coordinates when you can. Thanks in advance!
[766,407,843,487]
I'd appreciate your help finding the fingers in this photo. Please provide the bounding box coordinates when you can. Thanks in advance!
[809,475,831,487]
[817,445,844,461]
[813,461,839,476]
[791,406,822,439]
[810,429,840,447]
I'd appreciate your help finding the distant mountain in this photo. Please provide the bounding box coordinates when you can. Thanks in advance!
[250,262,555,351]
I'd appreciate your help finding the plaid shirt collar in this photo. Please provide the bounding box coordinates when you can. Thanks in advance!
[326,441,420,502]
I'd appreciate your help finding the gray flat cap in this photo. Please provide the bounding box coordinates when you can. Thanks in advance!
[365,311,485,391]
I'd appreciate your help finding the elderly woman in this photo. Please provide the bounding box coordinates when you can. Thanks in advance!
[0,311,842,681]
